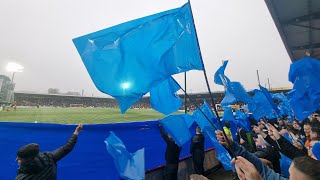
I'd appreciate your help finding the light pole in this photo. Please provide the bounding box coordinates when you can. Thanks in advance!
[6,62,24,103]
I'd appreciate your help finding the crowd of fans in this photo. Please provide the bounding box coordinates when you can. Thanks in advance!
[217,111,320,180]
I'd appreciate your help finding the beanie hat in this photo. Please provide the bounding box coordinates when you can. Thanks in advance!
[17,143,39,160]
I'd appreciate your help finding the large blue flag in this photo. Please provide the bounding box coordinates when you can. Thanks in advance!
[105,131,145,180]
[214,60,231,85]
[150,77,182,115]
[288,57,320,120]
[259,85,281,118]
[251,89,276,119]
[73,3,203,113]
[221,90,237,106]
[192,100,222,130]
[227,82,252,104]
[159,114,193,146]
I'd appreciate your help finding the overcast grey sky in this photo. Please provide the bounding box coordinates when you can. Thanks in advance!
[0,0,292,97]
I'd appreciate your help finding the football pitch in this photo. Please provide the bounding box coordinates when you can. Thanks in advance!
[0,107,175,124]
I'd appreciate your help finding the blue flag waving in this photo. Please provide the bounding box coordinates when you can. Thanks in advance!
[221,90,237,106]
[288,57,320,120]
[259,85,281,118]
[73,3,203,113]
[192,100,222,130]
[105,132,145,180]
[150,77,182,115]
[214,60,231,86]
[159,114,193,146]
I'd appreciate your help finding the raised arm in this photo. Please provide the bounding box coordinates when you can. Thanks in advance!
[50,124,83,162]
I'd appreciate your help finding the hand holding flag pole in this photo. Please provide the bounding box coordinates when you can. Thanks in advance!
[259,85,295,141]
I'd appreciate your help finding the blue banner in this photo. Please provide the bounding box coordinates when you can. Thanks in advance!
[0,121,213,180]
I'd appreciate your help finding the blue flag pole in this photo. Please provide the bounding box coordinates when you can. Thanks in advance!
[188,0,235,158]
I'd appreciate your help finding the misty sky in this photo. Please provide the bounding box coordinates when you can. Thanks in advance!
[0,0,292,97]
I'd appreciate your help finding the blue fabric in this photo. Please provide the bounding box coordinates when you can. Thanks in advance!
[0,121,214,180]
[223,107,234,121]
[159,114,193,146]
[192,100,222,130]
[251,89,276,119]
[287,57,320,120]
[259,85,281,118]
[272,93,287,102]
[280,153,292,178]
[105,132,144,180]
[312,142,320,160]
[202,126,234,170]
[221,90,237,106]
[214,60,231,86]
[235,110,251,132]
[73,3,203,113]
[272,93,294,121]
[150,77,182,115]
[226,82,252,104]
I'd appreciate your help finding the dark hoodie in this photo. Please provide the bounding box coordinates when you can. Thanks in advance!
[15,134,78,180]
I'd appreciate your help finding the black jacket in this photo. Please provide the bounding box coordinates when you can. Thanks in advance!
[190,134,205,159]
[254,146,281,173]
[160,126,182,164]
[264,135,307,160]
[15,134,78,180]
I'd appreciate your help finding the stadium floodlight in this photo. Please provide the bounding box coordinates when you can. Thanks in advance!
[121,82,131,90]
[6,62,24,72]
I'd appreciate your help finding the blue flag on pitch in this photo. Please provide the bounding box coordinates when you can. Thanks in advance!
[288,57,320,120]
[214,60,231,86]
[105,131,145,180]
[73,2,203,113]
[159,114,193,146]
[150,77,182,115]
[192,100,222,130]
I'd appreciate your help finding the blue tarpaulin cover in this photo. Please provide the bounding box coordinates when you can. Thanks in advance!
[0,121,213,180]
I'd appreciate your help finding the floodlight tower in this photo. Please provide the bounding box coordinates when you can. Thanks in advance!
[6,62,24,103]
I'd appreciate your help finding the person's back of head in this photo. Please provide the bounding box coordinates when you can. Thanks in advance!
[225,121,231,129]
[290,156,320,180]
[196,126,202,134]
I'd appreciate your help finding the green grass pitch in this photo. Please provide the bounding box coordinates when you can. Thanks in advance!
[0,107,176,124]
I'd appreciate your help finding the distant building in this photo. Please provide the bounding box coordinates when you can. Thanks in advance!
[48,88,60,94]
[0,75,14,103]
